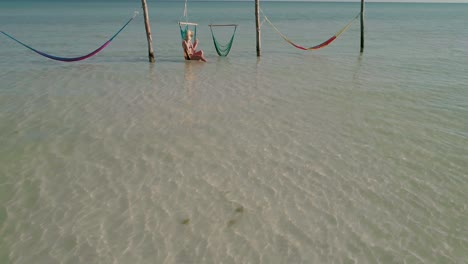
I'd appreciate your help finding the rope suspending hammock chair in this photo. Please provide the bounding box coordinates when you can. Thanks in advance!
[209,24,238,56]
[260,9,361,51]
[0,12,138,62]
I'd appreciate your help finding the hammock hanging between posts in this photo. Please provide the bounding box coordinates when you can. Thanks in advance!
[209,24,238,57]
[0,12,138,62]
[261,10,361,50]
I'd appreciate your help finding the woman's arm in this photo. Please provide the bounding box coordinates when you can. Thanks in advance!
[193,39,199,50]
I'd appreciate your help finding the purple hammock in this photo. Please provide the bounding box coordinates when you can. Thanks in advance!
[1,13,137,62]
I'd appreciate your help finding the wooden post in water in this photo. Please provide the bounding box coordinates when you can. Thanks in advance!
[141,0,155,62]
[360,0,365,53]
[255,0,261,56]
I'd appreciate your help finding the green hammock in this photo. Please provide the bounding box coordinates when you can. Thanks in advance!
[209,24,237,57]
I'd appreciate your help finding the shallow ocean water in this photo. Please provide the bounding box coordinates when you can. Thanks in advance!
[1,1,467,263]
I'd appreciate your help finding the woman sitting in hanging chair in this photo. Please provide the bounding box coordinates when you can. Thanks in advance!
[182,30,207,62]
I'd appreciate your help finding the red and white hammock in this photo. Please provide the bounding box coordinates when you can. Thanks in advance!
[261,10,361,51]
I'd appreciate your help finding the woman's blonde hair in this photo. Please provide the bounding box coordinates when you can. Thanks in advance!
[185,30,193,40]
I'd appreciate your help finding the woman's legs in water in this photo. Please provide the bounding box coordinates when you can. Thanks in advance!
[191,50,207,62]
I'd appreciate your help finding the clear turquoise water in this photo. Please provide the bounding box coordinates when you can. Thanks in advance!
[1,1,467,264]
